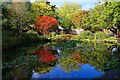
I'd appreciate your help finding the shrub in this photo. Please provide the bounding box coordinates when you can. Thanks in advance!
[50,32,56,37]
[95,32,107,39]
[26,31,39,40]
[47,32,57,40]
[78,31,93,39]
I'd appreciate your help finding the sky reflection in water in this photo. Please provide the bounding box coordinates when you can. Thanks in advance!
[31,64,104,78]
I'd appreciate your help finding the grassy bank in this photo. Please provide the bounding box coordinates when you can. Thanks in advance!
[46,31,117,43]
[2,30,118,50]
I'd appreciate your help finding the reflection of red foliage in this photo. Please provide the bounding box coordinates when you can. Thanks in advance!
[34,16,58,34]
[36,46,57,62]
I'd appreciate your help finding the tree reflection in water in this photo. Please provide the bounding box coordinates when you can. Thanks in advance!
[49,41,120,72]
[34,45,58,73]
[59,50,85,72]
[36,45,58,62]
[2,41,120,79]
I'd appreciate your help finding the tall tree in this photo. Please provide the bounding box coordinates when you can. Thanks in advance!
[59,3,81,29]
[8,2,33,32]
[82,2,120,32]
[102,2,120,34]
[1,2,12,29]
[82,4,105,31]
[71,10,88,29]
[31,1,58,18]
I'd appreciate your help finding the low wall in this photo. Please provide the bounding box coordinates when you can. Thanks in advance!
[69,29,84,35]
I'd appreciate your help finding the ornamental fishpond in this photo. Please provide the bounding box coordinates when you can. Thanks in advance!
[2,41,120,79]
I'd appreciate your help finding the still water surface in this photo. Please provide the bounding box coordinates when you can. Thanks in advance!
[3,41,118,79]
[32,64,104,78]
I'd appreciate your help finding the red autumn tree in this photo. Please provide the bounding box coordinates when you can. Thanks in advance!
[34,16,58,35]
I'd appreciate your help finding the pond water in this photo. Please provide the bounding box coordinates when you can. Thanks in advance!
[32,64,104,78]
[2,41,120,79]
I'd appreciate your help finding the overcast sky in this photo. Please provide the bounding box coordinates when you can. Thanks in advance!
[30,0,99,10]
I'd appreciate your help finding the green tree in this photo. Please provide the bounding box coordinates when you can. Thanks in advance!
[8,2,33,32]
[82,4,105,31]
[101,2,120,34]
[82,2,120,33]
[31,1,58,18]
[59,3,81,29]
[1,2,12,30]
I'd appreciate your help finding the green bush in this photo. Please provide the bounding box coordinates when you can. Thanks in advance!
[47,32,57,39]
[50,32,56,37]
[95,32,107,39]
[26,30,40,40]
[78,31,93,39]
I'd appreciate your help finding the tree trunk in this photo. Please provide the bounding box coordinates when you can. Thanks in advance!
[109,27,117,34]
[16,21,19,31]
[43,31,46,37]
[117,24,120,44]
